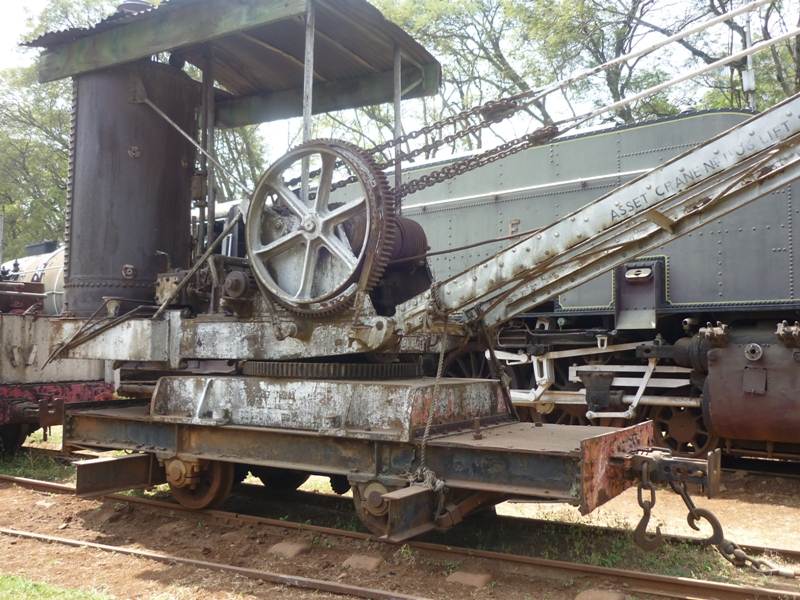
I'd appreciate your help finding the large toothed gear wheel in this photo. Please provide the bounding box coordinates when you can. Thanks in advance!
[246,139,394,315]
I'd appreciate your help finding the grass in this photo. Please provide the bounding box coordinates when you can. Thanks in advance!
[0,448,76,482]
[118,483,172,500]
[0,574,111,600]
[524,514,729,578]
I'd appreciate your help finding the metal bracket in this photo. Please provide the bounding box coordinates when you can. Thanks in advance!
[586,357,658,420]
[38,398,64,429]
[631,447,721,498]
[75,454,166,497]
[700,321,730,348]
[379,486,439,543]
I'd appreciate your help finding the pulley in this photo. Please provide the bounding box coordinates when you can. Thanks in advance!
[246,139,395,315]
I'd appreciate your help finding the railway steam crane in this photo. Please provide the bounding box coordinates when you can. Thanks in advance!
[25,0,800,546]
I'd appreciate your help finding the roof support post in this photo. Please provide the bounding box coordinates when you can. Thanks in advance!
[302,0,316,203]
[393,43,403,214]
[205,45,217,256]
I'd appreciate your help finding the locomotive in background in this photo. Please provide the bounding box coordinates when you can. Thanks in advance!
[0,242,111,453]
[399,109,800,461]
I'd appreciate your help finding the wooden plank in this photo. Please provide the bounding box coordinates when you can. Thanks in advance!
[38,0,307,83]
[237,32,325,82]
[216,62,440,128]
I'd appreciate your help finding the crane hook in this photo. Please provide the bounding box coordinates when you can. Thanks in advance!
[688,507,725,545]
[634,500,663,551]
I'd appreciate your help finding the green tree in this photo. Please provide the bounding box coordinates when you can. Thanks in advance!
[0,0,121,259]
[0,0,268,259]
[694,0,800,110]
[0,66,71,258]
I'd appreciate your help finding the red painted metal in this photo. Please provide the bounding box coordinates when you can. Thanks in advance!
[0,382,114,427]
[580,421,654,514]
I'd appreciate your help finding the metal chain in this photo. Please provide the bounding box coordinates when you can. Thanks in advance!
[368,94,533,162]
[633,462,663,551]
[669,480,700,521]
[394,125,560,200]
[718,539,797,577]
[670,477,796,577]
[410,274,450,520]
[284,91,553,196]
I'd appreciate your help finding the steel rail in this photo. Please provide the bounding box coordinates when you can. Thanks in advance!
[1,473,797,599]
[0,527,426,600]
[3,470,799,563]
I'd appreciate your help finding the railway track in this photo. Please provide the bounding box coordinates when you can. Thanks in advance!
[721,455,800,479]
[0,472,797,600]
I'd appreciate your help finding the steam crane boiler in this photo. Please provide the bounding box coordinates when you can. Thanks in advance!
[25,0,800,541]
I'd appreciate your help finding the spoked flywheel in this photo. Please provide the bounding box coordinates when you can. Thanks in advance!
[246,139,395,315]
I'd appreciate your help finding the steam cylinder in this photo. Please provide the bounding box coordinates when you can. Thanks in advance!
[65,61,197,316]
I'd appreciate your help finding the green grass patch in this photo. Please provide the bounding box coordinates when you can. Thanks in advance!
[26,426,63,448]
[0,574,111,599]
[0,449,76,482]
[118,483,172,500]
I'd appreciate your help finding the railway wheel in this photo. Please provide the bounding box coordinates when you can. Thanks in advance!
[352,481,394,536]
[329,474,351,495]
[444,341,521,385]
[0,424,28,455]
[544,405,589,426]
[651,405,719,458]
[250,466,309,492]
[444,342,492,379]
[169,460,235,510]
[246,139,394,316]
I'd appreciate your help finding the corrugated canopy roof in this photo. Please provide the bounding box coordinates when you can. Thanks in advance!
[28,0,440,127]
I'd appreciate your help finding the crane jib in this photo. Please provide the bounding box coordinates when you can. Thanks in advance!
[394,93,800,332]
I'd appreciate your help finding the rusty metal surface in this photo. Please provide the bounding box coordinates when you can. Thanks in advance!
[64,404,406,479]
[150,376,501,443]
[394,94,800,332]
[246,140,395,315]
[0,315,107,385]
[428,422,615,454]
[0,382,112,428]
[66,62,196,316]
[75,453,166,497]
[580,421,654,514]
[53,308,454,365]
[0,281,46,314]
[381,486,439,542]
[705,325,800,443]
[65,405,627,506]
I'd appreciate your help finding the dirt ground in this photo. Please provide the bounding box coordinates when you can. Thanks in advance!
[0,481,625,600]
[0,460,798,599]
[0,473,800,600]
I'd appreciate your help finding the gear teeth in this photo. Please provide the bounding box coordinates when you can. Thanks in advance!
[242,360,422,379]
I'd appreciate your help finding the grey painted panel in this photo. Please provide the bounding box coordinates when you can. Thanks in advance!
[558,272,613,311]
